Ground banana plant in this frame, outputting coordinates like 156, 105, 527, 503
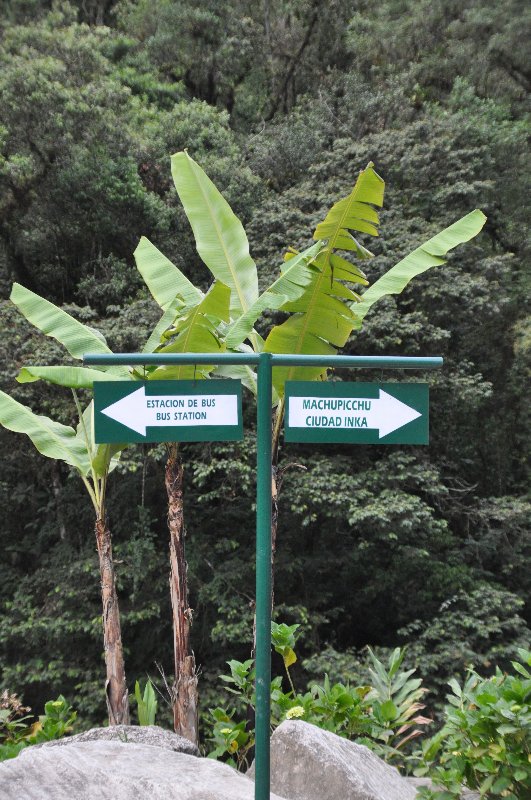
226, 162, 486, 448
166, 156, 486, 614
140, 273, 231, 744
7, 269, 231, 744
0, 296, 131, 725
2, 280, 229, 730
7, 187, 236, 742
132, 151, 264, 742
132, 150, 311, 738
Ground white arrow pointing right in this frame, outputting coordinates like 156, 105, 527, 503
288, 389, 422, 438
370, 390, 422, 437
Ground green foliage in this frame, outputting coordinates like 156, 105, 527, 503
353, 209, 486, 328
133, 679, 158, 727
281, 648, 430, 764
344, 0, 530, 112
262, 168, 484, 394
134, 236, 203, 312
209, 706, 253, 769
208, 625, 430, 768
303, 586, 531, 716
171, 151, 259, 318
9, 284, 119, 367
414, 650, 531, 799
33, 696, 77, 742
400, 589, 531, 714
271, 622, 300, 671
0, 11, 164, 300
0, 390, 91, 473
0, 694, 76, 762
0, 284, 130, 508
0, 0, 528, 748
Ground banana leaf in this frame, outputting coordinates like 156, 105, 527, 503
16, 366, 124, 388
225, 241, 323, 349
10, 284, 130, 377
313, 163, 384, 257
352, 210, 487, 327
171, 151, 258, 316
134, 236, 202, 310
214, 362, 258, 397
148, 281, 231, 381
77, 402, 123, 478
142, 296, 186, 354
0, 390, 90, 474
265, 164, 384, 393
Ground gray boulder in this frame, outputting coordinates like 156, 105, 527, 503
0, 740, 289, 800
33, 724, 199, 757
249, 719, 416, 800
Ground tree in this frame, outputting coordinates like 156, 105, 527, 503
132, 150, 321, 738
133, 152, 485, 722
224, 162, 486, 601
5, 261, 235, 740
0, 288, 131, 724
0, 8, 168, 301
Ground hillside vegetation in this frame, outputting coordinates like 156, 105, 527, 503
0, 0, 529, 732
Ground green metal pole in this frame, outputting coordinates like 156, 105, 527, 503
255, 352, 272, 800
83, 353, 443, 370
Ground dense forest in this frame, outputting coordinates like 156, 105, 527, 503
0, 0, 529, 740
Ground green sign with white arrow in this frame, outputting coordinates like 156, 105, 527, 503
284, 381, 429, 444
94, 380, 243, 444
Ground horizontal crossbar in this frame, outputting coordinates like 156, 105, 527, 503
83, 353, 443, 370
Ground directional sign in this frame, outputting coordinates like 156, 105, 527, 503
284, 381, 429, 444
94, 380, 243, 443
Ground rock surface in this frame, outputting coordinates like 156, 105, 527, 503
33, 724, 199, 757
248, 719, 417, 800
0, 741, 289, 800
0, 722, 482, 800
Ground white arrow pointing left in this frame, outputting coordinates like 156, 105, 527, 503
101, 387, 238, 436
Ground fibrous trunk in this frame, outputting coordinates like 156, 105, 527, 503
165, 443, 198, 745
95, 516, 130, 725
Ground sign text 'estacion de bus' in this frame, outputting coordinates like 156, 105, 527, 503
94, 380, 243, 443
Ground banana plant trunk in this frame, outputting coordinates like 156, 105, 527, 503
94, 516, 130, 725
165, 443, 198, 745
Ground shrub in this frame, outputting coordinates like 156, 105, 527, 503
414, 649, 531, 799
207, 622, 430, 770
0, 693, 76, 761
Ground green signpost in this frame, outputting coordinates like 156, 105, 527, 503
285, 381, 429, 444
84, 351, 442, 800
94, 379, 243, 443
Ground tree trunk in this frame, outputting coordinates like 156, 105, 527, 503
95, 516, 130, 725
52, 464, 66, 541
165, 444, 198, 745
